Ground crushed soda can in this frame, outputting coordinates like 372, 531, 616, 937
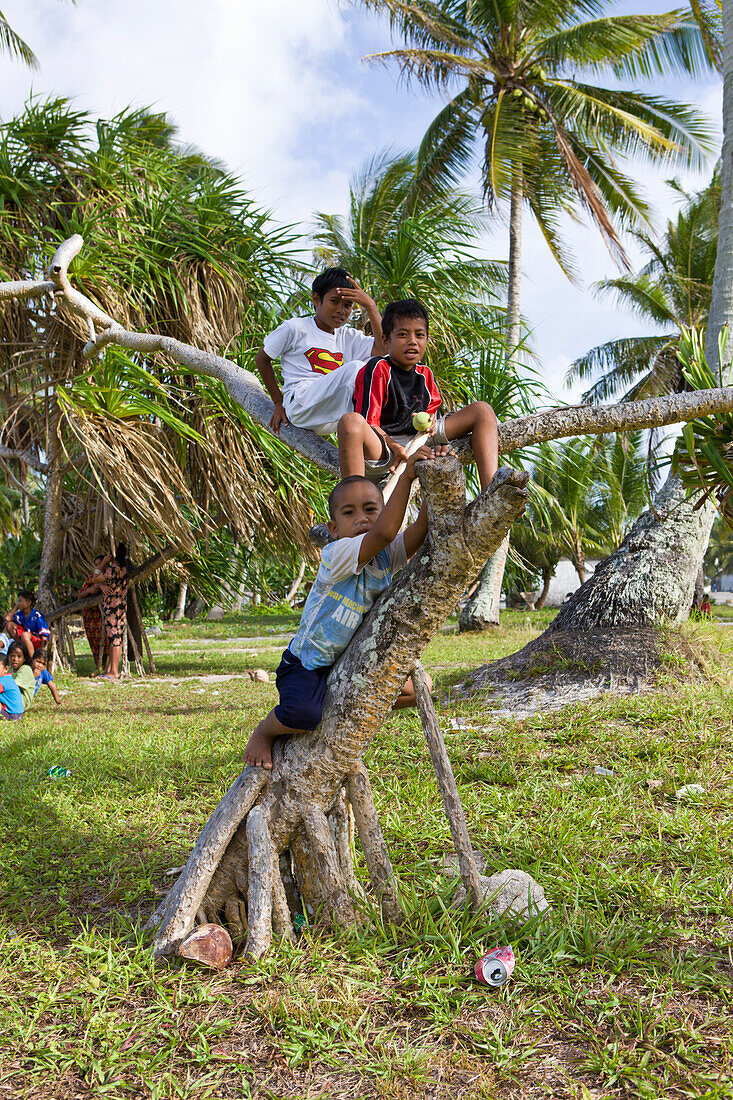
474, 945, 515, 987
47, 765, 72, 779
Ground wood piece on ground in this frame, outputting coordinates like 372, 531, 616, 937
178, 923, 233, 969
412, 660, 483, 912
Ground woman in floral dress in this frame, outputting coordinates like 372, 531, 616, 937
78, 555, 109, 671
98, 543, 129, 680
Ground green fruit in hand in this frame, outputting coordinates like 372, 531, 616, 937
412, 411, 432, 432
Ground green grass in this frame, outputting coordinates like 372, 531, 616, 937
1, 612, 732, 1098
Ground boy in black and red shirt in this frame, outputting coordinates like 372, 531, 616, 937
339, 299, 498, 491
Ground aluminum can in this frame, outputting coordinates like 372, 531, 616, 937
474, 945, 515, 987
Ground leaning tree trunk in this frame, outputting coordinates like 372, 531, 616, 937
535, 566, 553, 610
172, 580, 188, 622
459, 535, 509, 630
551, 0, 733, 634
36, 405, 65, 616
147, 459, 529, 960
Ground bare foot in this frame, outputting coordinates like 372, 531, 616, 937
244, 728, 276, 768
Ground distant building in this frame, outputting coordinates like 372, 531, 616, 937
544, 559, 600, 607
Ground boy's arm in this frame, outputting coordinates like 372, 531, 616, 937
403, 500, 429, 559
255, 348, 288, 434
357, 445, 438, 567
336, 280, 386, 356
48, 681, 61, 705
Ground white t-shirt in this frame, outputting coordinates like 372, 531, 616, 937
263, 315, 374, 395
290, 532, 407, 669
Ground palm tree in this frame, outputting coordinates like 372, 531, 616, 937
531, 439, 610, 583
0, 10, 37, 67
566, 171, 719, 403
589, 431, 651, 552
354, 0, 714, 353
0, 98, 325, 610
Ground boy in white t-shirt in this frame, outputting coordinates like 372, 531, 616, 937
255, 268, 386, 442
243, 444, 447, 769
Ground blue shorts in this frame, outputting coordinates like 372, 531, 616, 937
0, 710, 22, 720
274, 648, 331, 731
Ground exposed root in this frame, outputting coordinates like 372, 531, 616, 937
147, 765, 267, 956
347, 764, 401, 923
303, 807, 356, 928
271, 845, 294, 942
452, 626, 669, 717
329, 786, 364, 904
244, 807, 273, 960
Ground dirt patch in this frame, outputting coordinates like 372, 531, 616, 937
451, 626, 703, 717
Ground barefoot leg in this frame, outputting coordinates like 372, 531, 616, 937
244, 710, 302, 769
337, 413, 385, 478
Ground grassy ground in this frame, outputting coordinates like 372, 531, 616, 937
1, 610, 732, 1099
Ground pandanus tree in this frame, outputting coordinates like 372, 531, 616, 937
0, 99, 328, 611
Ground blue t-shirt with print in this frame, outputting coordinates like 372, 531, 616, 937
12, 607, 50, 638
33, 668, 53, 697
290, 532, 407, 670
0, 673, 23, 714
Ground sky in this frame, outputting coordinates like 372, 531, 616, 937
0, 0, 723, 403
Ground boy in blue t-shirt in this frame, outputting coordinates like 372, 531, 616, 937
0, 649, 24, 719
31, 652, 61, 705
243, 444, 447, 768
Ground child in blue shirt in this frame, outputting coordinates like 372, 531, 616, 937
243, 444, 447, 768
0, 649, 24, 719
31, 652, 61, 705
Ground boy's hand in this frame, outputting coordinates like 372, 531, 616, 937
405, 443, 451, 480
269, 402, 288, 434
335, 277, 376, 311
387, 440, 409, 472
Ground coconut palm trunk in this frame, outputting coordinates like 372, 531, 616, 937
459, 535, 509, 630
37, 404, 65, 615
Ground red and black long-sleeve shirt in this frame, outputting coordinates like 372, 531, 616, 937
353, 356, 442, 436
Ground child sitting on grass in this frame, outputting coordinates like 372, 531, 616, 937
0, 649, 23, 719
31, 651, 61, 706
338, 299, 499, 489
243, 444, 446, 768
8, 642, 35, 713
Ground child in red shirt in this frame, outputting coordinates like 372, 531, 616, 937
339, 299, 498, 490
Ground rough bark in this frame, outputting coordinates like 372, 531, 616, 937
548, 477, 714, 632
148, 459, 530, 959
507, 180, 522, 357
36, 408, 64, 616
173, 581, 188, 622
459, 535, 509, 631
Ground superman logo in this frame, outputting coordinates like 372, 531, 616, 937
305, 347, 344, 375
